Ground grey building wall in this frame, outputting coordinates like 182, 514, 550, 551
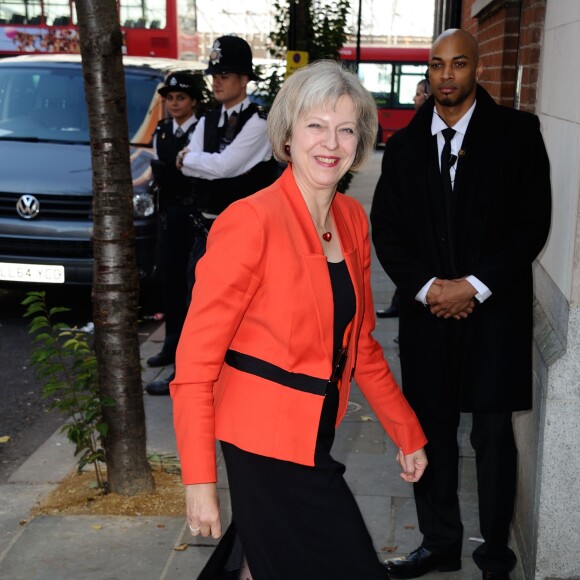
513, 2, 580, 578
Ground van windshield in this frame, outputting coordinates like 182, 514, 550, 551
0, 65, 160, 144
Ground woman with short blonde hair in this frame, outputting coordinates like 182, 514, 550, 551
172, 59, 426, 580
268, 59, 378, 172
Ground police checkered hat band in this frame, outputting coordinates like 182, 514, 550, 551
158, 73, 203, 100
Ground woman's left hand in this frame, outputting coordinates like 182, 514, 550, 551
396, 447, 428, 483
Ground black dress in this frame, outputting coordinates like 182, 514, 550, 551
200, 260, 389, 580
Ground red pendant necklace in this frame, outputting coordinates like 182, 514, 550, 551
322, 215, 332, 242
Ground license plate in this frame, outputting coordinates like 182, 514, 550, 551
0, 262, 65, 284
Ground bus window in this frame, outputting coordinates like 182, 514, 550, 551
44, 0, 73, 26
120, 0, 166, 29
177, 0, 194, 34
358, 62, 392, 109
397, 64, 427, 107
339, 46, 429, 144
1, 0, 42, 24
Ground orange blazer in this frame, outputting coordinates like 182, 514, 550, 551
171, 166, 427, 484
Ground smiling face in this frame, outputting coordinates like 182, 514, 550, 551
428, 29, 483, 118
164, 91, 197, 125
288, 95, 358, 197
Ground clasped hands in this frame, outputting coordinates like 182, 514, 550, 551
426, 277, 477, 320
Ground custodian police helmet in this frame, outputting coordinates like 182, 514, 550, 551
205, 35, 261, 81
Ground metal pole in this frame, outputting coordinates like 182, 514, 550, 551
288, 0, 296, 51
355, 0, 362, 73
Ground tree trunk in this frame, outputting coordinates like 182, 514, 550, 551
75, 0, 154, 495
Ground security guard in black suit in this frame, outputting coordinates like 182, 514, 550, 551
145, 73, 203, 388
371, 30, 551, 579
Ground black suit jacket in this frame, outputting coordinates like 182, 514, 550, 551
370, 85, 551, 417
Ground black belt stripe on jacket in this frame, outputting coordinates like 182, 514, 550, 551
225, 349, 332, 396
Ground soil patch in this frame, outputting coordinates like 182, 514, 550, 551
31, 458, 184, 517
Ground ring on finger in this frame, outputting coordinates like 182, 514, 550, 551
189, 525, 201, 533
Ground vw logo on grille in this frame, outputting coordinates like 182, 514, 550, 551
16, 195, 40, 219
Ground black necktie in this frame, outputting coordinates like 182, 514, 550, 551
219, 111, 239, 151
441, 127, 458, 276
175, 127, 184, 138
441, 127, 456, 192
225, 111, 238, 134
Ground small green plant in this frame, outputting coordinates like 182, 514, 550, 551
22, 291, 114, 490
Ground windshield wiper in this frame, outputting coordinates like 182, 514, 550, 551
0, 135, 90, 145
0, 135, 40, 142
0, 135, 149, 147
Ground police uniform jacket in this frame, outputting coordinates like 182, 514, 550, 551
183, 101, 278, 214
153, 118, 197, 207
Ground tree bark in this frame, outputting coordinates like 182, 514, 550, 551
75, 0, 154, 495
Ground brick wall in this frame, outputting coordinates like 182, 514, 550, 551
459, 0, 546, 113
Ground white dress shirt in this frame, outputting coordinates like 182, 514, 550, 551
415, 101, 492, 305
181, 97, 272, 180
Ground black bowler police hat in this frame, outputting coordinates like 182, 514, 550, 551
158, 72, 203, 100
205, 36, 261, 81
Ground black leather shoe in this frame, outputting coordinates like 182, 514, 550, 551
145, 372, 175, 396
145, 379, 170, 396
147, 351, 175, 367
376, 305, 399, 318
482, 572, 510, 580
386, 547, 461, 579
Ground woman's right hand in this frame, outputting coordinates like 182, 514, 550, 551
185, 483, 222, 539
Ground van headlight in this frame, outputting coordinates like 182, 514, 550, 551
133, 191, 155, 217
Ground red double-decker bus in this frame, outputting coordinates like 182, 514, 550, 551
339, 46, 429, 144
0, 0, 198, 59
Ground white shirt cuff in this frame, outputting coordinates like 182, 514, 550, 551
466, 275, 492, 302
415, 277, 436, 305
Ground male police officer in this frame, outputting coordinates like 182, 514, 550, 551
146, 36, 277, 395
178, 35, 277, 212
